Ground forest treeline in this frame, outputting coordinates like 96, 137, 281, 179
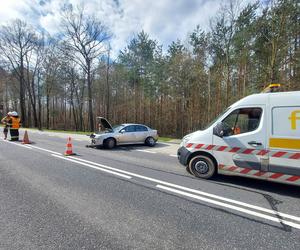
0, 0, 299, 137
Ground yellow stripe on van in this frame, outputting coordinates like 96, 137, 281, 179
269, 138, 300, 150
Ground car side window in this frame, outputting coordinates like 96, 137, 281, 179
135, 125, 148, 132
222, 108, 262, 136
124, 125, 135, 133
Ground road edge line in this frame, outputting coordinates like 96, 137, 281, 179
68, 156, 300, 222
156, 184, 300, 230
51, 154, 132, 179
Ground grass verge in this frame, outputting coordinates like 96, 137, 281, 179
157, 136, 177, 142
22, 127, 91, 135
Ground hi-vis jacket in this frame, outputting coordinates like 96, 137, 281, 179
9, 117, 21, 129
178, 91, 300, 186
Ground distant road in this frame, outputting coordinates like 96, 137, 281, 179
0, 130, 299, 249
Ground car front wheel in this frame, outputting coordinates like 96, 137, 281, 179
104, 138, 116, 149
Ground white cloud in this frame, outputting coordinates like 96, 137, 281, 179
0, 0, 257, 58
0, 1, 30, 24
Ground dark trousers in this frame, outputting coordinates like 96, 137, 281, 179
10, 129, 19, 141
3, 126, 8, 133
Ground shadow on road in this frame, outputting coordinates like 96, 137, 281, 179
211, 174, 300, 199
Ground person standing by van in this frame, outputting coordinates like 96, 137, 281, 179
1, 112, 11, 140
7, 111, 21, 141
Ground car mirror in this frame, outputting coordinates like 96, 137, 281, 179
213, 122, 224, 138
120, 129, 125, 133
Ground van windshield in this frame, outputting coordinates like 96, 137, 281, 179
203, 107, 231, 130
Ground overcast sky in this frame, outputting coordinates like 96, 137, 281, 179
0, 0, 257, 57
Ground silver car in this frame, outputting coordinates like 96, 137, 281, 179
90, 117, 158, 149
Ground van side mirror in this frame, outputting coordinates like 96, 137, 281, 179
120, 129, 125, 133
213, 122, 225, 138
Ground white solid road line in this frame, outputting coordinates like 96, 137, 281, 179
1, 139, 61, 155
52, 154, 132, 179
18, 144, 33, 149
69, 156, 300, 224
0, 139, 32, 149
27, 145, 62, 155
157, 185, 300, 230
136, 149, 157, 154
169, 154, 177, 157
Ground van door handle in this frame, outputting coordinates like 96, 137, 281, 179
248, 141, 262, 146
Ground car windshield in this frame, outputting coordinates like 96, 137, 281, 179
203, 107, 231, 130
112, 124, 125, 132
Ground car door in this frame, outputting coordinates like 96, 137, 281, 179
134, 125, 148, 143
118, 125, 136, 144
213, 106, 267, 175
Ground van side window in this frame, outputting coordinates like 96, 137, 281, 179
222, 108, 262, 136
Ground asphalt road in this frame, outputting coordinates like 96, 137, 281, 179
0, 129, 300, 249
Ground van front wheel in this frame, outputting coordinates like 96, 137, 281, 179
188, 155, 216, 179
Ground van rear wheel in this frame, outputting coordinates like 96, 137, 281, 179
188, 155, 216, 179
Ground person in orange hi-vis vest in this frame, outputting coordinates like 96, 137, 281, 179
7, 111, 22, 141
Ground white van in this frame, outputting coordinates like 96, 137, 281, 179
177, 91, 300, 186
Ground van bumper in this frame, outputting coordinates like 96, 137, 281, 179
177, 146, 191, 166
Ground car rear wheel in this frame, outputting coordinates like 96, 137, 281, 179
188, 155, 216, 179
104, 138, 116, 149
145, 137, 156, 147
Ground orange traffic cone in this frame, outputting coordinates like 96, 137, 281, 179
22, 130, 31, 144
64, 137, 76, 156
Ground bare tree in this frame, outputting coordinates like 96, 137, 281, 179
25, 33, 45, 128
61, 5, 110, 131
0, 19, 36, 126
43, 41, 62, 129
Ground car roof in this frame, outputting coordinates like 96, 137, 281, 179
121, 123, 148, 127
